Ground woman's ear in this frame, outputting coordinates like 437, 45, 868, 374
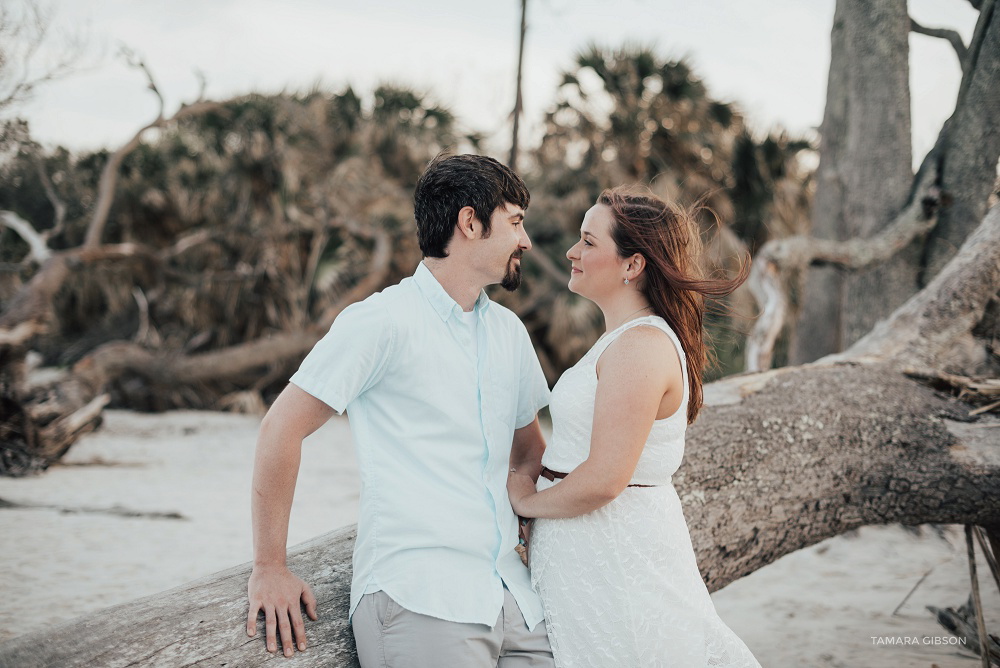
626, 254, 646, 281
456, 206, 478, 240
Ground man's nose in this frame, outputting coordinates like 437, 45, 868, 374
520, 227, 532, 251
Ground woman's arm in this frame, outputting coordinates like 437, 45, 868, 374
509, 326, 681, 519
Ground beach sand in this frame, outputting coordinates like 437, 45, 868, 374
0, 409, 996, 666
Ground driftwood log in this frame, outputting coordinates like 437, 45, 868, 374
0, 366, 995, 667
1, 202, 998, 666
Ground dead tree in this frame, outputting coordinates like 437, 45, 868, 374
788, 0, 999, 365
0, 55, 401, 475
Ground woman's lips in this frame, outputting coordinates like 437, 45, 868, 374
571, 267, 582, 274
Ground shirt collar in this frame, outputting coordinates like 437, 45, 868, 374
414, 261, 491, 321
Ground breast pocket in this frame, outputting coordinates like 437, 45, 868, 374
483, 357, 519, 435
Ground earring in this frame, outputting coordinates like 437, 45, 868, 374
624, 278, 629, 285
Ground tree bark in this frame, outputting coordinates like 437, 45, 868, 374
792, 0, 915, 362
791, 0, 1000, 366
746, 174, 939, 371
922, 1, 1000, 282
839, 0, 915, 348
829, 203, 1000, 371
791, 0, 849, 363
0, 362, 996, 666
509, 0, 527, 171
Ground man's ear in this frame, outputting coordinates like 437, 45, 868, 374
456, 206, 478, 240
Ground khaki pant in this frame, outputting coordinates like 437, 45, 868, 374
352, 587, 554, 668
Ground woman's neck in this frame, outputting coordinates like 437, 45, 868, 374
599, 294, 654, 333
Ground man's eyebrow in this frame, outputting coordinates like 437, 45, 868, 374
509, 211, 525, 221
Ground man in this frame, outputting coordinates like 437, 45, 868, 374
246, 153, 554, 667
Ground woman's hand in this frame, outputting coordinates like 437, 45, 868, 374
507, 470, 537, 516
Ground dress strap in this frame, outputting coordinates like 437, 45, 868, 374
594, 316, 688, 398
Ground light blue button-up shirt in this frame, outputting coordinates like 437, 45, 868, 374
289, 261, 550, 630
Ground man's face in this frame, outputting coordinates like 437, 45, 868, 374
485, 202, 532, 291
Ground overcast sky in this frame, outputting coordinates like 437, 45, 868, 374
12, 0, 980, 167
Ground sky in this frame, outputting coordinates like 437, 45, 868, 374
9, 0, 981, 168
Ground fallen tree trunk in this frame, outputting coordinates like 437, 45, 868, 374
0, 228, 392, 476
0, 360, 997, 666
0, 526, 361, 668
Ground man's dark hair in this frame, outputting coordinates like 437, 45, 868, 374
413, 153, 530, 258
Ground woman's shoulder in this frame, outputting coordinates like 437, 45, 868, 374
615, 317, 678, 353
599, 317, 677, 365
599, 316, 686, 381
617, 315, 681, 345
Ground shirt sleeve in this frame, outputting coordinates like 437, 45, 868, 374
514, 322, 550, 429
288, 296, 394, 415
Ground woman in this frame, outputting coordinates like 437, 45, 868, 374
507, 188, 761, 667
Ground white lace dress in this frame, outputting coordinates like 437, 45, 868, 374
530, 315, 761, 668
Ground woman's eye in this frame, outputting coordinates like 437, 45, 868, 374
583, 240, 592, 246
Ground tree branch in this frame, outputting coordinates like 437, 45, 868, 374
82, 49, 219, 249
316, 229, 392, 329
958, 0, 995, 92
0, 210, 52, 263
909, 16, 969, 67
828, 203, 1000, 369
0, 1, 87, 113
745, 177, 941, 372
0, 243, 161, 348
33, 153, 66, 240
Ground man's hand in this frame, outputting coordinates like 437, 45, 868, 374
247, 564, 319, 657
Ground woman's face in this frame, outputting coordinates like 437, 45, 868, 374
566, 203, 626, 300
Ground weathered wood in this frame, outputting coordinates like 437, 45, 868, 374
927, 594, 1000, 664
792, 0, 1000, 363
829, 203, 1000, 369
0, 526, 360, 668
0, 228, 392, 476
924, 0, 1000, 280
1, 361, 997, 666
745, 173, 939, 371
791, 0, 849, 363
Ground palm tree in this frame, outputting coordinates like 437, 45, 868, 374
524, 45, 814, 377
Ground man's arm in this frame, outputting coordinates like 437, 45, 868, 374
246, 383, 334, 657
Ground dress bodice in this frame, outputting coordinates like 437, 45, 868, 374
541, 315, 688, 486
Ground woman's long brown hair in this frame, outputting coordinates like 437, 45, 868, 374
599, 187, 750, 423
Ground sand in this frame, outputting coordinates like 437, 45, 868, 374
0, 409, 996, 666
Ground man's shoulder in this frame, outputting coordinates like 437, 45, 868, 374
346, 277, 414, 313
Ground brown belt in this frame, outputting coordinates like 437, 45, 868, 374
540, 466, 656, 488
